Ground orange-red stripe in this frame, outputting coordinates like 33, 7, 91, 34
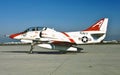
9, 32, 24, 39
61, 32, 75, 43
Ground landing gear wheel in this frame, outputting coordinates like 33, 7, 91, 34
29, 43, 35, 54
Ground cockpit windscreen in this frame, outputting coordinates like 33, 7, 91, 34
24, 27, 47, 32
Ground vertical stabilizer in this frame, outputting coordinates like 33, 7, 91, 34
83, 18, 108, 33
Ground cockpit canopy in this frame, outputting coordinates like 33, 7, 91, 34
24, 27, 47, 32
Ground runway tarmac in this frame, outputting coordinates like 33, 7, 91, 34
0, 44, 120, 75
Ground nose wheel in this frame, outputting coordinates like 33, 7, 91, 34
29, 42, 36, 54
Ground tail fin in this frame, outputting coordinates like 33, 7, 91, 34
83, 18, 108, 32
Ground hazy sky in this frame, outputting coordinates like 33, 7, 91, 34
0, 0, 120, 40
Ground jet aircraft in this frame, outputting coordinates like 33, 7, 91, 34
9, 18, 108, 53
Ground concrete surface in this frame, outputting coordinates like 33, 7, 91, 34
0, 44, 120, 75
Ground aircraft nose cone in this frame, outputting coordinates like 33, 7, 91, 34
9, 34, 16, 39
9, 32, 24, 39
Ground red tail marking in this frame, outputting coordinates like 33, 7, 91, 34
61, 32, 75, 43
83, 18, 104, 31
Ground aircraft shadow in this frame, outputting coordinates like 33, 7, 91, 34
1, 50, 85, 54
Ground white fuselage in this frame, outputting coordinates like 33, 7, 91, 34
9, 18, 108, 52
